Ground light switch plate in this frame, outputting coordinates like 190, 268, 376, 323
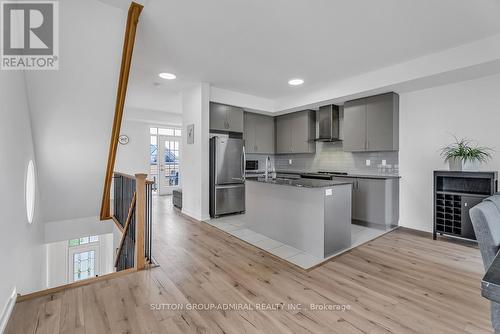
288, 159, 293, 165
382, 160, 387, 166
325, 189, 333, 196
366, 159, 371, 166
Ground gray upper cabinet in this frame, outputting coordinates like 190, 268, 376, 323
275, 110, 315, 154
210, 102, 228, 131
275, 115, 291, 153
365, 94, 399, 151
210, 102, 244, 133
244, 112, 275, 154
343, 92, 399, 152
342, 99, 366, 152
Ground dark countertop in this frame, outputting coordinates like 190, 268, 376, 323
482, 254, 500, 303
275, 170, 401, 180
246, 177, 352, 188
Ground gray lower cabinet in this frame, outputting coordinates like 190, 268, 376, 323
275, 110, 315, 154
244, 112, 275, 154
343, 92, 399, 152
332, 176, 399, 227
210, 102, 244, 133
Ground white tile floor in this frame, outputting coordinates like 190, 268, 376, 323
205, 215, 396, 269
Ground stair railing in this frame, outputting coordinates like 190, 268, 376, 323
112, 173, 153, 271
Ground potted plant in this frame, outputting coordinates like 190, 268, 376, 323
440, 136, 493, 171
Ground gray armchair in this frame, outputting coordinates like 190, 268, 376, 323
470, 194, 500, 333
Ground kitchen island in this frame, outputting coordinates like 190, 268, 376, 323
242, 178, 352, 259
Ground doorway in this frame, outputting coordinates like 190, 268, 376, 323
150, 127, 181, 195
68, 236, 100, 283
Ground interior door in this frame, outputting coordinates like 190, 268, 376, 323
158, 135, 181, 195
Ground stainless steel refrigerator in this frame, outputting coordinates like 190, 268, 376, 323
209, 136, 245, 217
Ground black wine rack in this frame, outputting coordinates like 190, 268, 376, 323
433, 171, 497, 241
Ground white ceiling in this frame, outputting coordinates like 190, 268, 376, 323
126, 68, 182, 112
128, 0, 500, 109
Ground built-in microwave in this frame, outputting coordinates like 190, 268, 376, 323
245, 160, 259, 171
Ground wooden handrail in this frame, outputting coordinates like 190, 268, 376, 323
113, 171, 137, 180
114, 192, 137, 268
100, 2, 143, 220
135, 173, 147, 270
114, 171, 154, 183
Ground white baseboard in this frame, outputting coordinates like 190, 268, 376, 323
0, 287, 17, 334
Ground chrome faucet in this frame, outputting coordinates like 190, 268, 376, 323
265, 156, 271, 180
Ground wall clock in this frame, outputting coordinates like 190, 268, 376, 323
118, 135, 129, 145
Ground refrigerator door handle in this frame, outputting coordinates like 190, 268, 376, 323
242, 146, 246, 181
214, 137, 218, 185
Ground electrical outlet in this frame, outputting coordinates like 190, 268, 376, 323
382, 160, 387, 166
365, 159, 371, 166
288, 159, 293, 165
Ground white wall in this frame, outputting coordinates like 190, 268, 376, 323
44, 217, 114, 244
210, 86, 275, 113
0, 70, 45, 318
124, 107, 182, 125
46, 241, 68, 288
399, 74, 500, 232
275, 34, 500, 113
46, 233, 115, 288
181, 84, 210, 221
25, 0, 126, 223
115, 120, 150, 176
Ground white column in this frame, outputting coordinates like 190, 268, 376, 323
180, 83, 210, 221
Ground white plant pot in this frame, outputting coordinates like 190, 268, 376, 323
448, 158, 480, 171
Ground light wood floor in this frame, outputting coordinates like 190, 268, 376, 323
6, 196, 493, 333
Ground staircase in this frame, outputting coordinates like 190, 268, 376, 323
111, 173, 154, 271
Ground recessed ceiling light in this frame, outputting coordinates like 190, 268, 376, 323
288, 78, 304, 86
158, 72, 176, 80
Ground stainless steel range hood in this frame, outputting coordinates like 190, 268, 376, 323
315, 104, 341, 142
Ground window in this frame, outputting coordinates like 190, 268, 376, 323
68, 235, 99, 247
158, 128, 174, 136
25, 160, 36, 224
73, 250, 96, 281
150, 127, 181, 137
